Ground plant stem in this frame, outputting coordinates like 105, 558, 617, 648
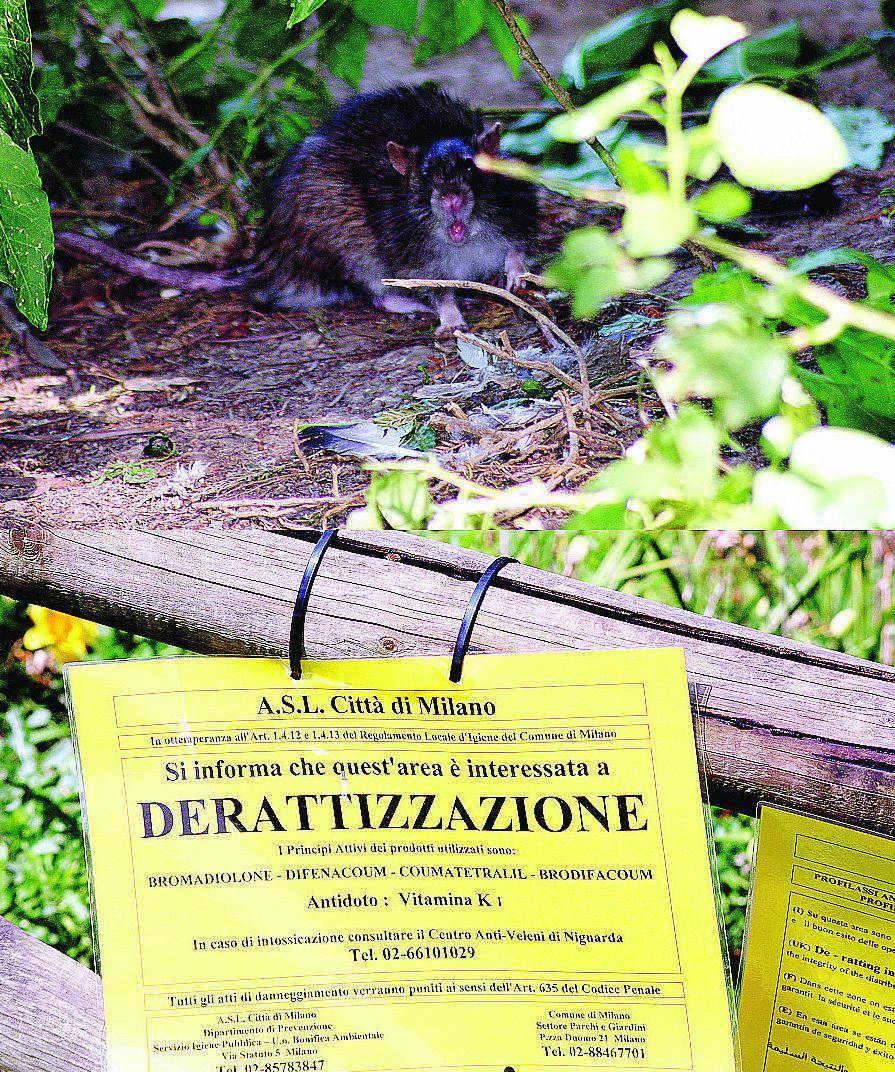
373, 459, 619, 523
786, 318, 846, 351
664, 85, 687, 203
487, 0, 621, 183
762, 540, 860, 634
696, 234, 895, 343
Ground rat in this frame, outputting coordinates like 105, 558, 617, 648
56, 86, 540, 335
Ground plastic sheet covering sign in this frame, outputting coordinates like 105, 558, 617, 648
738, 804, 895, 1072
65, 648, 737, 1072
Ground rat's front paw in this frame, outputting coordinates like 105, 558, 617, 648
435, 316, 467, 338
504, 250, 527, 292
434, 291, 467, 336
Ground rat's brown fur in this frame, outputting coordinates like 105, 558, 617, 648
56, 86, 540, 332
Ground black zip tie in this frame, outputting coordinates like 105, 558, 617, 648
289, 529, 339, 680
449, 556, 517, 683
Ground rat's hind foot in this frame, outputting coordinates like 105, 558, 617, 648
434, 289, 467, 336
375, 292, 433, 315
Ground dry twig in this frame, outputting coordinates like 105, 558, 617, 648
559, 390, 580, 466
382, 276, 592, 414
0, 299, 66, 371
195, 495, 341, 511
454, 328, 582, 395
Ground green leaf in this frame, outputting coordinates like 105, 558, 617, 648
754, 467, 892, 528
130, 0, 166, 17
800, 369, 895, 441
710, 84, 849, 191
810, 35, 877, 75
622, 193, 696, 256
500, 112, 564, 158
549, 76, 657, 142
760, 382, 819, 462
402, 420, 436, 451
352, 0, 418, 34
615, 146, 666, 193
683, 124, 722, 181
233, 18, 293, 63
798, 327, 895, 439
0, 127, 53, 330
363, 471, 434, 528
565, 500, 628, 529
593, 404, 723, 504
691, 182, 751, 222
822, 104, 895, 170
0, 0, 41, 146
701, 21, 804, 82
546, 228, 621, 317
785, 426, 895, 523
657, 307, 790, 430
681, 261, 767, 308
546, 225, 671, 317
670, 10, 747, 68
415, 0, 484, 62
318, 9, 369, 89
785, 247, 895, 314
482, 4, 528, 78
287, 0, 328, 28
562, 0, 685, 90
40, 0, 77, 38
35, 64, 73, 126
786, 247, 888, 276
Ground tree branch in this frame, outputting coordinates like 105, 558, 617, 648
488, 0, 620, 183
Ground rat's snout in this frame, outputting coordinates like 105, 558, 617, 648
441, 192, 466, 216
434, 186, 473, 244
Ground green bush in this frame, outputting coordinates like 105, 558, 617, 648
0, 598, 185, 966
357, 6, 895, 529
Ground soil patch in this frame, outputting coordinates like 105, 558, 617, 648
2, 0, 892, 527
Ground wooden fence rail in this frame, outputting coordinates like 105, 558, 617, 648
0, 524, 894, 1072
0, 914, 103, 1072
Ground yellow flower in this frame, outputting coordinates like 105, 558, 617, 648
23, 606, 100, 663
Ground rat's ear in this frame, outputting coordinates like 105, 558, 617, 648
387, 141, 418, 177
476, 121, 502, 156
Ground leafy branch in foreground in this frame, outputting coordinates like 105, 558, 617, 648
357, 8, 895, 530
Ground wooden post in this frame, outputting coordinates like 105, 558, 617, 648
0, 914, 104, 1072
1, 524, 894, 834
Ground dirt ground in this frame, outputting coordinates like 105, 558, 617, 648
3, 0, 894, 527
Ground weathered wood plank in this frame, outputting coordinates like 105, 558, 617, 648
0, 915, 103, 1072
1, 524, 894, 836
